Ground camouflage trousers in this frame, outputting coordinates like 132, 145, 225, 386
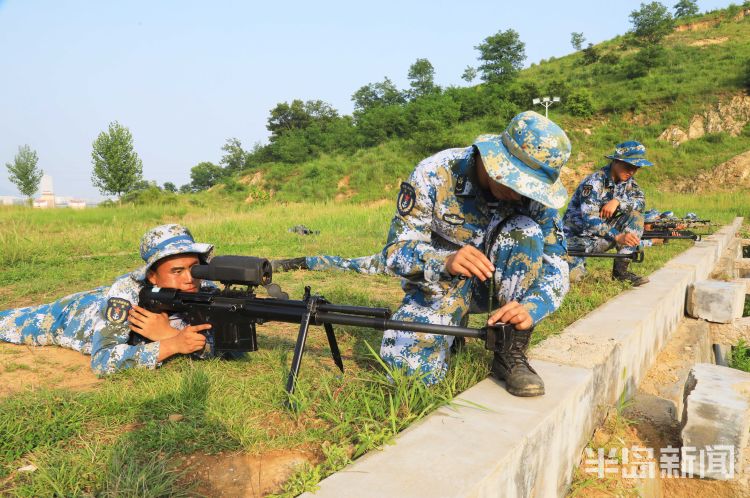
381, 214, 547, 384
567, 210, 644, 274
0, 287, 107, 354
306, 253, 393, 275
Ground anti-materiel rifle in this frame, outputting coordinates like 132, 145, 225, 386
567, 248, 645, 262
138, 256, 515, 401
642, 230, 701, 241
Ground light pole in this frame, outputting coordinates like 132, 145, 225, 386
532, 96, 560, 118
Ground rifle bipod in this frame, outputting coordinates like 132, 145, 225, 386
283, 285, 516, 405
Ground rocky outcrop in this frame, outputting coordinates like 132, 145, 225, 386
674, 149, 750, 193
658, 95, 750, 147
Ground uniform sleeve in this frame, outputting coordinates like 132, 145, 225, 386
89, 277, 161, 375
576, 179, 619, 241
382, 163, 451, 283
520, 206, 570, 324
613, 180, 645, 213
90, 318, 161, 375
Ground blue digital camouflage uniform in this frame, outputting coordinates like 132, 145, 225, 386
378, 146, 569, 384
0, 274, 217, 373
0, 224, 217, 374
562, 163, 645, 272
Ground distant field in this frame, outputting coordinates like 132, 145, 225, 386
0, 197, 745, 496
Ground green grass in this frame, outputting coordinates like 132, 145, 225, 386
0, 198, 744, 495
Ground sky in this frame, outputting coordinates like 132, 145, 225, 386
0, 0, 734, 199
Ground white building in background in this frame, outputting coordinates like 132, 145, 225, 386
35, 174, 55, 209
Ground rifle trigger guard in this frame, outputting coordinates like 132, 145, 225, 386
633, 250, 645, 263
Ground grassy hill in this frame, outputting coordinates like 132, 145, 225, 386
224, 5, 750, 206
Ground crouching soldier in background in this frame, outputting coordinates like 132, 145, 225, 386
0, 224, 218, 374
563, 141, 653, 286
279, 111, 572, 397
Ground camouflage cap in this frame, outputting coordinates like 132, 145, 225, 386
685, 212, 698, 220
644, 209, 661, 223
661, 211, 676, 220
472, 111, 571, 209
605, 141, 653, 168
131, 224, 213, 281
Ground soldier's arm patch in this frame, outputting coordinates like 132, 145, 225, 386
397, 182, 416, 216
105, 297, 132, 324
581, 184, 593, 197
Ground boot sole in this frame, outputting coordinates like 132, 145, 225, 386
507, 385, 545, 397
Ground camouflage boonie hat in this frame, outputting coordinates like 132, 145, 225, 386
472, 111, 571, 209
644, 209, 661, 223
661, 211, 676, 220
685, 212, 698, 220
131, 224, 213, 281
605, 141, 653, 168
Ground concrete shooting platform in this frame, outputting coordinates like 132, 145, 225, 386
303, 218, 744, 498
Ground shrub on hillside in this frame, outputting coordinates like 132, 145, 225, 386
566, 89, 595, 117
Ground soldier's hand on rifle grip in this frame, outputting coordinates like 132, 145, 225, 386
600, 199, 620, 219
177, 327, 208, 355
487, 301, 533, 331
615, 232, 640, 247
445, 245, 494, 281
128, 306, 175, 341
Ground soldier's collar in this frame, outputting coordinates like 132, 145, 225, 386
454, 148, 478, 197
602, 163, 616, 188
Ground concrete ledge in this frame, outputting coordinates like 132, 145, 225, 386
306, 218, 743, 498
303, 362, 593, 498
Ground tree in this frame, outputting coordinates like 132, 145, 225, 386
570, 32, 586, 51
220, 138, 247, 174
407, 58, 438, 99
581, 43, 599, 65
163, 182, 177, 193
629, 2, 674, 46
6, 145, 43, 205
178, 184, 192, 194
673, 0, 699, 17
190, 161, 224, 191
475, 29, 526, 84
351, 77, 405, 112
461, 66, 477, 83
266, 99, 339, 142
90, 121, 143, 200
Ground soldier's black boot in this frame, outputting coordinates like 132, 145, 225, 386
491, 328, 545, 397
612, 258, 649, 286
271, 257, 308, 272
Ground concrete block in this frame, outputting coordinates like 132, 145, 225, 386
665, 246, 719, 281
711, 317, 750, 345
736, 259, 750, 279
303, 361, 595, 498
681, 363, 750, 479
687, 280, 746, 323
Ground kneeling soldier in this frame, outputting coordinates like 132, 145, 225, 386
563, 141, 653, 286
376, 111, 571, 396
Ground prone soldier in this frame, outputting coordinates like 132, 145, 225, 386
0, 224, 220, 374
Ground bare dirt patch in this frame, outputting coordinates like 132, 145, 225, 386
178, 448, 322, 497
689, 36, 729, 47
0, 343, 101, 398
